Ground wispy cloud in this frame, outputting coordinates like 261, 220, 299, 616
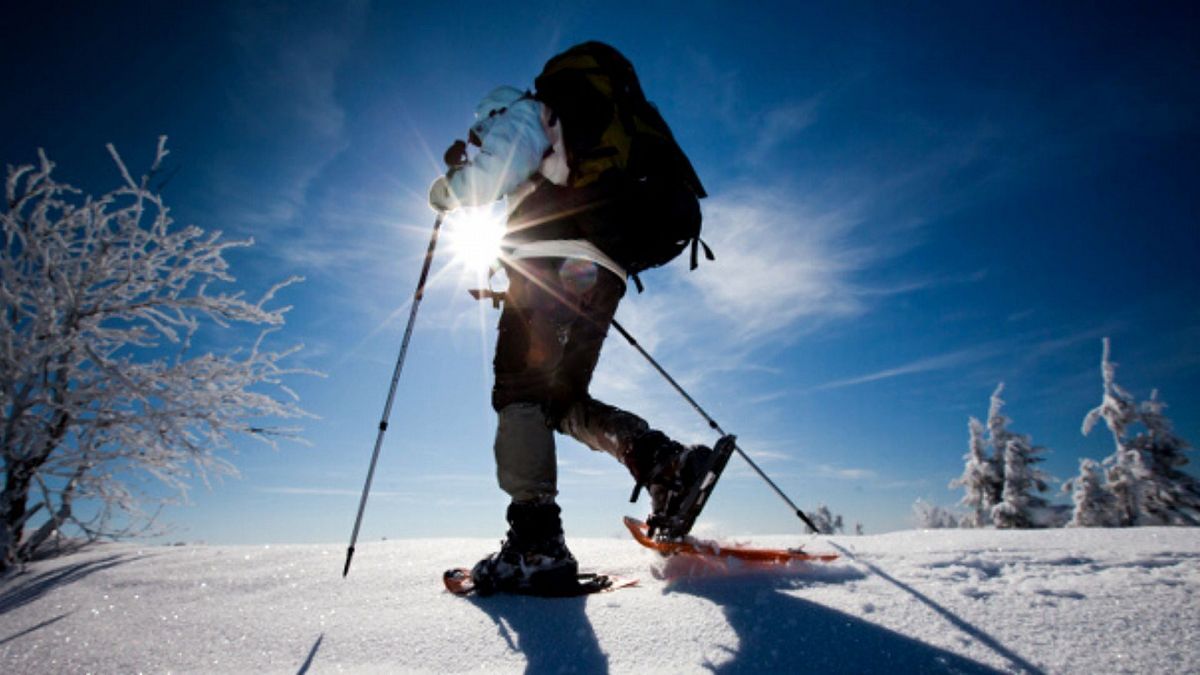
811, 345, 1002, 391
673, 51, 820, 166
813, 463, 878, 480
214, 2, 369, 241
744, 448, 793, 462
682, 186, 884, 341
256, 486, 411, 499
743, 98, 822, 165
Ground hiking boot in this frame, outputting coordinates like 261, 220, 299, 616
630, 432, 737, 540
470, 500, 578, 596
630, 433, 710, 522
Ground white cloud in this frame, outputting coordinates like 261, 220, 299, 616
814, 464, 878, 480
743, 98, 822, 164
810, 346, 1001, 391
744, 448, 793, 462
257, 486, 412, 499
683, 186, 880, 341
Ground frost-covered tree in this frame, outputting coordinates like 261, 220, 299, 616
1082, 339, 1142, 526
1063, 458, 1118, 527
912, 498, 960, 529
984, 385, 1050, 528
950, 417, 1001, 527
984, 383, 1015, 486
1082, 339, 1200, 526
808, 504, 845, 534
1134, 391, 1200, 525
990, 435, 1051, 528
1, 140, 310, 570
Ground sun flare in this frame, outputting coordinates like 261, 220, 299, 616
446, 204, 507, 275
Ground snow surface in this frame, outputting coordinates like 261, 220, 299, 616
1, 527, 1197, 673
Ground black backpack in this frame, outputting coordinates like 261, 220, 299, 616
533, 41, 712, 290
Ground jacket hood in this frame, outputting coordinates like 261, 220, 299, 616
474, 86, 526, 119
471, 86, 527, 143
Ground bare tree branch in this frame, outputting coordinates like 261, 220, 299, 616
1, 140, 313, 570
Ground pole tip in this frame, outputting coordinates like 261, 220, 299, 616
342, 546, 355, 578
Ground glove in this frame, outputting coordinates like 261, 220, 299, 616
443, 139, 469, 170
428, 176, 460, 213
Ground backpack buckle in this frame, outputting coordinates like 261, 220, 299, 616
468, 288, 506, 309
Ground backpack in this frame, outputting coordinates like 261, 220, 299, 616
533, 41, 712, 291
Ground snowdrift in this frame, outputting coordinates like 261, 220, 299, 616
1, 527, 1197, 673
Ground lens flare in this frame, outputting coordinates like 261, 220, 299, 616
446, 204, 506, 275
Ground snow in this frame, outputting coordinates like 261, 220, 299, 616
1, 527, 1198, 673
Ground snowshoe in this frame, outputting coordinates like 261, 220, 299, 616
447, 567, 634, 597
624, 516, 839, 564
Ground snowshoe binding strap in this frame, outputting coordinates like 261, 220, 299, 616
648, 434, 737, 541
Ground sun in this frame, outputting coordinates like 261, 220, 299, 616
446, 203, 507, 275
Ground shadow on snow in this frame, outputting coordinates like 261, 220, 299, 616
296, 633, 323, 675
470, 593, 607, 674
827, 542, 1044, 675
667, 573, 1011, 675
0, 553, 139, 616
0, 612, 71, 647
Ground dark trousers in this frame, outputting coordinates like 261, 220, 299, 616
491, 257, 649, 502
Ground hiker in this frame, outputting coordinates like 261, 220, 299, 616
428, 42, 723, 595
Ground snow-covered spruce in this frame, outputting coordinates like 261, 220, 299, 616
1081, 338, 1200, 526
807, 504, 845, 534
0, 140, 311, 571
1063, 458, 1118, 527
912, 498, 961, 529
991, 433, 1052, 529
949, 383, 1054, 529
950, 417, 1000, 528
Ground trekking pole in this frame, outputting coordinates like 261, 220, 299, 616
609, 319, 822, 534
343, 214, 445, 577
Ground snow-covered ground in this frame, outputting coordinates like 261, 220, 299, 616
1, 527, 1197, 673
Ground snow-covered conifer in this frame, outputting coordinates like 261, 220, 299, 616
1063, 458, 1118, 527
950, 417, 1000, 527
1082, 338, 1142, 525
0, 141, 311, 570
1133, 391, 1200, 525
1082, 339, 1140, 446
991, 436, 1052, 528
1082, 339, 1200, 526
986, 388, 1051, 528
913, 499, 961, 528
984, 384, 1013, 497
808, 504, 845, 534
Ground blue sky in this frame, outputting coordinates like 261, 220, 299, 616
3, 2, 1197, 543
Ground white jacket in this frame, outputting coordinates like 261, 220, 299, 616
447, 87, 568, 206
449, 86, 624, 280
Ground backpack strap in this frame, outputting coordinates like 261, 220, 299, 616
629, 237, 713, 294
690, 236, 715, 271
